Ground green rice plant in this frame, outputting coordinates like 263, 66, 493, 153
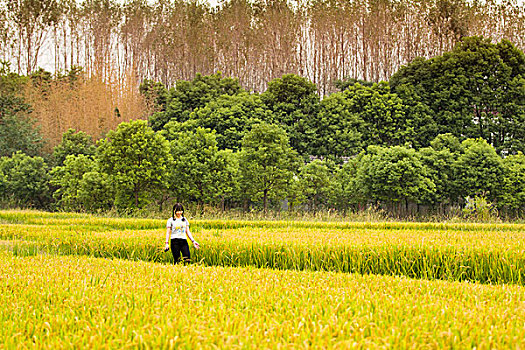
5, 229, 525, 285
3, 210, 525, 285
3, 210, 525, 232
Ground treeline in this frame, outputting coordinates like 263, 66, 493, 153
1, 36, 524, 217
143, 37, 525, 156
1, 121, 524, 217
0, 0, 524, 94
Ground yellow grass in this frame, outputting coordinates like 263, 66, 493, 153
1, 253, 525, 349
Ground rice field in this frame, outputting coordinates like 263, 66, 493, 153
2, 211, 525, 284
3, 253, 525, 348
2, 210, 525, 348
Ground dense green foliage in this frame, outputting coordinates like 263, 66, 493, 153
52, 129, 96, 166
261, 74, 320, 155
295, 160, 332, 210
97, 120, 171, 208
0, 66, 43, 157
499, 152, 525, 215
50, 154, 96, 210
239, 122, 299, 211
391, 37, 525, 154
357, 146, 436, 207
185, 92, 273, 150
168, 127, 238, 206
1, 37, 525, 217
147, 73, 244, 131
0, 152, 50, 207
453, 138, 504, 201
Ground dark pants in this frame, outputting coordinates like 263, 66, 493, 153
170, 238, 190, 264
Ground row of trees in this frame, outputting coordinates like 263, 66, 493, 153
0, 0, 524, 93
1, 122, 524, 216
142, 37, 525, 155
2, 36, 523, 156
1, 36, 524, 216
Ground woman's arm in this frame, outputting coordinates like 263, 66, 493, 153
165, 225, 171, 251
185, 225, 200, 249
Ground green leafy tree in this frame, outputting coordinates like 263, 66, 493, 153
52, 129, 96, 166
0, 62, 28, 94
168, 127, 238, 206
314, 82, 412, 157
453, 138, 504, 202
392, 83, 437, 148
97, 120, 171, 208
311, 90, 364, 159
50, 154, 96, 210
417, 134, 463, 206
77, 171, 115, 212
430, 133, 463, 154
148, 73, 244, 131
0, 67, 43, 157
0, 152, 50, 208
328, 155, 367, 211
296, 159, 332, 210
0, 167, 6, 197
261, 74, 320, 156
334, 77, 374, 91
239, 122, 299, 212
418, 147, 457, 205
186, 92, 274, 150
357, 146, 436, 211
212, 149, 240, 210
498, 152, 525, 216
161, 119, 200, 142
347, 82, 413, 148
391, 37, 525, 154
0, 97, 43, 157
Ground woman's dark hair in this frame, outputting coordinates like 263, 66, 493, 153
172, 203, 184, 219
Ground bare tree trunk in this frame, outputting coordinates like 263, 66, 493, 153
263, 188, 268, 213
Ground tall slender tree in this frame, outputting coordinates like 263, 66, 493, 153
7, 0, 61, 74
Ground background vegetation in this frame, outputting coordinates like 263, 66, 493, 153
0, 0, 524, 94
0, 1, 524, 219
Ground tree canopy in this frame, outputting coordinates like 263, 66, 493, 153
261, 74, 320, 156
239, 122, 299, 211
391, 37, 525, 154
148, 72, 244, 131
97, 120, 171, 208
52, 129, 96, 166
186, 92, 273, 150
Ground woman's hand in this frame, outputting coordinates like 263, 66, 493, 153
193, 241, 200, 250
164, 242, 170, 251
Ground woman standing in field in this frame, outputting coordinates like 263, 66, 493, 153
165, 203, 200, 264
